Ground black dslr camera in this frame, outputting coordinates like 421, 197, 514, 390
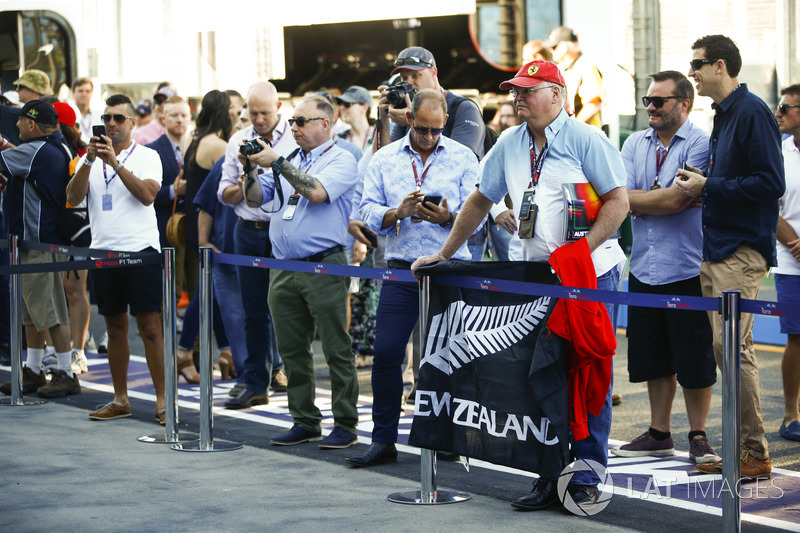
239, 137, 271, 156
386, 82, 416, 109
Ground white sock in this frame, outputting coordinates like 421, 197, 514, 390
56, 351, 72, 373
26, 348, 44, 373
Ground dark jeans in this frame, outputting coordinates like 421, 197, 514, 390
370, 280, 419, 443
234, 220, 280, 395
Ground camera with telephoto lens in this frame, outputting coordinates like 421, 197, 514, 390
239, 137, 271, 156
386, 82, 416, 109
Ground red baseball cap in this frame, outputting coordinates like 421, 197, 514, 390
52, 101, 77, 127
499, 60, 565, 90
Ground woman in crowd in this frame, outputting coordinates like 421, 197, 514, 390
175, 90, 233, 382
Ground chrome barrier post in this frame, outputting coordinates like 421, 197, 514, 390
1, 235, 46, 406
140, 247, 195, 443
721, 291, 741, 533
388, 275, 470, 505
173, 247, 241, 452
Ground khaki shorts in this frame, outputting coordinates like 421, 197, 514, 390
20, 249, 69, 331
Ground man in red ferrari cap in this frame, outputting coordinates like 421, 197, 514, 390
413, 60, 628, 512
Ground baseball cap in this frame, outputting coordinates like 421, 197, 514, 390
2, 90, 20, 106
52, 101, 77, 127
391, 47, 436, 75
336, 86, 371, 105
14, 69, 54, 96
20, 99, 59, 125
499, 61, 566, 91
542, 26, 578, 48
136, 99, 153, 116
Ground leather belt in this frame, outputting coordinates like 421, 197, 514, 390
239, 218, 269, 229
297, 245, 344, 262
387, 260, 413, 270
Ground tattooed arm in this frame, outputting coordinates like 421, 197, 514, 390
276, 159, 329, 203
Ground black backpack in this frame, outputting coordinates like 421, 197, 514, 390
443, 96, 499, 159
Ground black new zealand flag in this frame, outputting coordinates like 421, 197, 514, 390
409, 260, 570, 479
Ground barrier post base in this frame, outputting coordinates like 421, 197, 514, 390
0, 397, 47, 406
138, 431, 198, 444
170, 439, 242, 452
387, 490, 471, 505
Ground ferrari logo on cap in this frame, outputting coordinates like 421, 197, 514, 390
527, 65, 539, 76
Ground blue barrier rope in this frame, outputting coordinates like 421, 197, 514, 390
3, 239, 799, 318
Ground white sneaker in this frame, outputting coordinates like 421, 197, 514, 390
71, 349, 89, 375
84, 331, 97, 352
97, 332, 108, 354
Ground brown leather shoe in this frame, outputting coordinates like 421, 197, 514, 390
694, 451, 771, 480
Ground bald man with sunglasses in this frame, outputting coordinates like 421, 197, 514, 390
612, 70, 718, 465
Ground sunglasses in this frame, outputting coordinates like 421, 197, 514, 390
288, 117, 325, 127
100, 114, 133, 124
394, 56, 433, 68
509, 85, 553, 98
412, 126, 444, 136
778, 104, 800, 115
689, 58, 719, 71
642, 96, 681, 108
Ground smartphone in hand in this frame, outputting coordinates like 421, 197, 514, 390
92, 125, 107, 143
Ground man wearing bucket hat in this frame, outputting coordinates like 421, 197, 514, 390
412, 60, 628, 510
14, 69, 53, 104
378, 46, 485, 159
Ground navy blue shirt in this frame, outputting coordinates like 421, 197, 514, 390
193, 157, 236, 273
703, 84, 785, 266
0, 131, 69, 245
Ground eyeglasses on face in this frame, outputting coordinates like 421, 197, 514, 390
412, 126, 444, 136
101, 114, 133, 124
689, 58, 719, 71
394, 56, 433, 68
778, 104, 800, 115
642, 96, 681, 109
509, 85, 553, 98
288, 117, 325, 127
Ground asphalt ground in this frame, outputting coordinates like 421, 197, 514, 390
2, 286, 800, 532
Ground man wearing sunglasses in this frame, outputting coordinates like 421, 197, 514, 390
413, 60, 629, 511
377, 46, 485, 160
612, 71, 718, 465
341, 89, 478, 468
773, 84, 800, 442
241, 95, 360, 450
218, 81, 295, 409
66, 94, 168, 422
677, 35, 784, 481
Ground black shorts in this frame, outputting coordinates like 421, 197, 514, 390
626, 274, 716, 389
92, 249, 162, 316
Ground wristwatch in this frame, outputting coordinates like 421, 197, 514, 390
271, 156, 285, 174
112, 162, 123, 172
439, 212, 454, 228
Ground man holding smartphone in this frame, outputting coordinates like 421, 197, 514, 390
677, 35, 785, 480
344, 89, 479, 467
66, 94, 167, 423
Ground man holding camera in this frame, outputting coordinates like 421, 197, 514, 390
242, 94, 360, 449
66, 94, 167, 422
218, 81, 295, 409
377, 46, 485, 159
344, 89, 478, 467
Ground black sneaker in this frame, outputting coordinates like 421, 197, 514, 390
37, 370, 81, 398
0, 366, 47, 395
